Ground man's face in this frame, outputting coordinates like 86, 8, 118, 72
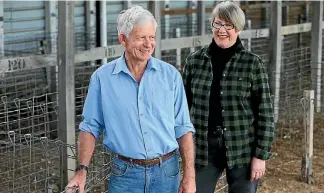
120, 21, 156, 62
212, 17, 239, 49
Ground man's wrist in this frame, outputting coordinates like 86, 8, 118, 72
183, 167, 195, 178
75, 164, 89, 173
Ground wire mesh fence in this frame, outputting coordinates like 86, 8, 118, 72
0, 131, 111, 193
0, 93, 58, 142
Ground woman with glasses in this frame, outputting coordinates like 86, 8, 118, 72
182, 1, 275, 193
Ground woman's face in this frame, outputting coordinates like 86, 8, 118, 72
212, 17, 240, 49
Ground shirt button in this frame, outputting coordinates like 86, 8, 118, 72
220, 92, 223, 95
222, 110, 225, 112
223, 74, 226, 76
139, 96, 142, 99
140, 113, 143, 116
224, 128, 227, 131
144, 131, 147, 134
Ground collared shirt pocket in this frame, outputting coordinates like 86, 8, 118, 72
237, 77, 251, 99
151, 89, 174, 119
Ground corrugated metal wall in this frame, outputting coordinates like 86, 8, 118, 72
3, 1, 88, 55
3, 1, 45, 57
107, 1, 123, 45
74, 1, 87, 51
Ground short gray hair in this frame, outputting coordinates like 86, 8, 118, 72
116, 5, 157, 37
210, 1, 245, 31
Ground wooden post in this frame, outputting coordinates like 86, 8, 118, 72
57, 1, 76, 186
301, 90, 314, 184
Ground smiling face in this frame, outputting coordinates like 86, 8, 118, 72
119, 21, 156, 63
212, 17, 240, 49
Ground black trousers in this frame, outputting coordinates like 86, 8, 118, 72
196, 132, 258, 193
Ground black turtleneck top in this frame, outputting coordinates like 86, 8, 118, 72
208, 38, 243, 132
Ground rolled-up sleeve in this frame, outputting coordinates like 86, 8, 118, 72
174, 71, 195, 138
79, 72, 105, 139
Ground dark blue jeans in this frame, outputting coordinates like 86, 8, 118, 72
196, 134, 258, 193
108, 153, 180, 193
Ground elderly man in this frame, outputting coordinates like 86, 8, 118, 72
183, 1, 275, 193
67, 5, 195, 193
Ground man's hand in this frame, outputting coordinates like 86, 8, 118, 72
250, 157, 265, 181
178, 175, 196, 193
66, 170, 87, 193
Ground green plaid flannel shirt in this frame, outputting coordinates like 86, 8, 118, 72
182, 43, 275, 169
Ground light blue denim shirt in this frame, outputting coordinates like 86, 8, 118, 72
79, 53, 194, 159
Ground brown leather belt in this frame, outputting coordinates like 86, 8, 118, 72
116, 150, 177, 166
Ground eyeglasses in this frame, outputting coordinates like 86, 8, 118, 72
212, 22, 235, 30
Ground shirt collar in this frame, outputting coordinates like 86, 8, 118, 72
112, 52, 161, 75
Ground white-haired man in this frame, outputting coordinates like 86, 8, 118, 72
67, 6, 196, 193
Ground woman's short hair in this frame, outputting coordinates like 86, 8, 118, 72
210, 1, 246, 31
116, 5, 157, 37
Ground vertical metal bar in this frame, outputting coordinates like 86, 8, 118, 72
45, 95, 49, 137
260, 3, 269, 28
197, 1, 205, 35
25, 135, 32, 192
58, 0, 76, 184
305, 2, 310, 22
45, 0, 58, 139
1, 96, 8, 131
175, 28, 181, 70
310, 1, 322, 113
14, 98, 24, 181
32, 98, 36, 190
86, 1, 96, 66
40, 103, 47, 135
190, 0, 196, 53
149, 1, 161, 59
247, 20, 251, 51
44, 1, 56, 124
45, 1, 57, 54
26, 99, 36, 191
40, 137, 49, 191
186, 0, 191, 37
268, 1, 282, 123
100, 0, 107, 65
282, 4, 289, 26
45, 0, 58, 138
0, 1, 4, 58
164, 0, 170, 39
8, 131, 15, 192
297, 14, 303, 47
